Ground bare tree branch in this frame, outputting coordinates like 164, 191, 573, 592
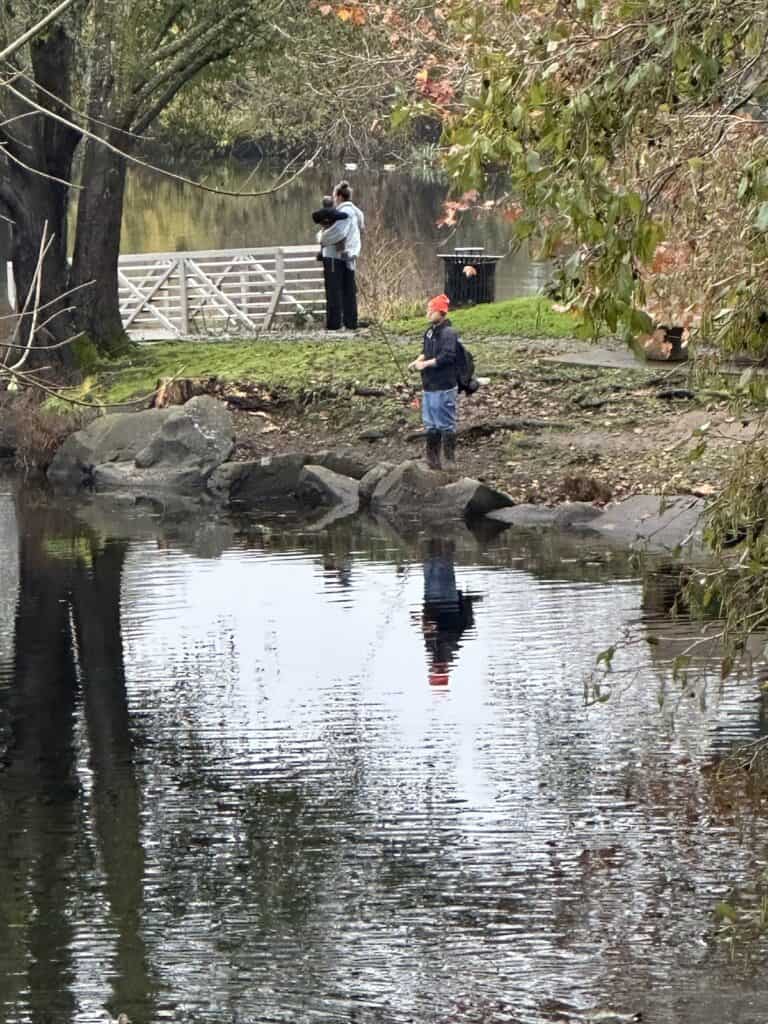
0, 0, 78, 64
3, 77, 321, 198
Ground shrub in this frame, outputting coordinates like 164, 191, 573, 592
12, 392, 83, 474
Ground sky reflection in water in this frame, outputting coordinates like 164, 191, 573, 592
1, 490, 768, 1024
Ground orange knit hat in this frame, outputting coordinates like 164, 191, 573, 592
427, 293, 450, 315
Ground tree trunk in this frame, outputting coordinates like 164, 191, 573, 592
70, 136, 131, 356
2, 27, 81, 373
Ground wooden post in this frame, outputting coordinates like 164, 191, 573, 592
240, 258, 248, 317
178, 257, 189, 335
263, 247, 285, 330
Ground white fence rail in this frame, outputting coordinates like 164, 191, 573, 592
7, 244, 326, 340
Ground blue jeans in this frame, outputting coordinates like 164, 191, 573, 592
422, 388, 457, 432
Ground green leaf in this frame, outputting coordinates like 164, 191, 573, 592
526, 150, 543, 174
625, 191, 643, 216
513, 218, 535, 240
673, 654, 691, 678
596, 645, 616, 669
630, 308, 654, 335
755, 202, 768, 232
686, 438, 707, 463
715, 901, 738, 923
389, 105, 411, 131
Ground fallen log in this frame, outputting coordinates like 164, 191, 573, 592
353, 385, 391, 397
225, 393, 276, 412
656, 388, 696, 400
459, 417, 564, 440
406, 417, 562, 443
152, 376, 218, 408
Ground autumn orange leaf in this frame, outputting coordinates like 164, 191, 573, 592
502, 203, 524, 222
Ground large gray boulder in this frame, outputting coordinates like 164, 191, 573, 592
48, 405, 174, 488
48, 396, 233, 495
488, 502, 602, 529
297, 465, 359, 512
370, 460, 513, 524
359, 461, 395, 507
488, 493, 706, 554
208, 453, 309, 505
312, 448, 375, 481
580, 494, 706, 552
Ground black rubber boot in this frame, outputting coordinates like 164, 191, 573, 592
441, 431, 457, 469
425, 430, 442, 470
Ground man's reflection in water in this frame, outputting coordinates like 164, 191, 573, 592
417, 537, 480, 686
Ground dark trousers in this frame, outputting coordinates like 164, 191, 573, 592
323, 258, 344, 330
339, 261, 357, 329
323, 258, 358, 330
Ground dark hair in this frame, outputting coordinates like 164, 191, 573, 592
322, 194, 333, 207
334, 179, 352, 201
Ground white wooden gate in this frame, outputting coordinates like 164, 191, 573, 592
118, 245, 324, 338
7, 244, 326, 340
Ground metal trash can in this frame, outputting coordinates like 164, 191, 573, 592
438, 246, 503, 308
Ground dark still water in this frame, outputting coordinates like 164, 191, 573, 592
120, 163, 550, 302
2, 484, 768, 1024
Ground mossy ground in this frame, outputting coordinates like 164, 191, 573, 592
63, 298, 579, 407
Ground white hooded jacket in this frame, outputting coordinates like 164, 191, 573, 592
320, 201, 365, 268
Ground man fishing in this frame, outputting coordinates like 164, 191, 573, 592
409, 293, 459, 470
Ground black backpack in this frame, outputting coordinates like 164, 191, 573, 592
456, 339, 479, 395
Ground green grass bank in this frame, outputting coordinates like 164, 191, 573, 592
385, 296, 578, 337
70, 298, 579, 406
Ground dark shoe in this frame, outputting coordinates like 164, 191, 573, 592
425, 430, 442, 470
441, 431, 457, 468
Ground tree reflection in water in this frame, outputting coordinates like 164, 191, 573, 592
3, 499, 768, 1022
0, 497, 156, 1024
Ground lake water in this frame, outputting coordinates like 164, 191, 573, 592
0, 162, 546, 313
2, 484, 768, 1024
118, 163, 550, 302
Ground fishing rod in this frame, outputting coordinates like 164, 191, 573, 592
355, 279, 418, 397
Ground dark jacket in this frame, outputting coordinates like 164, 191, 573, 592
421, 318, 459, 392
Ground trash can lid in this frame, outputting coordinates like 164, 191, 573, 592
437, 252, 504, 260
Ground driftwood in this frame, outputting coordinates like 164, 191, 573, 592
152, 376, 217, 408
225, 392, 276, 412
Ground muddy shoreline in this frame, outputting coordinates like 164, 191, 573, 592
2, 333, 752, 520
220, 335, 747, 506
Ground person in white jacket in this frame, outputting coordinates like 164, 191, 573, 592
313, 200, 349, 330
319, 179, 364, 329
